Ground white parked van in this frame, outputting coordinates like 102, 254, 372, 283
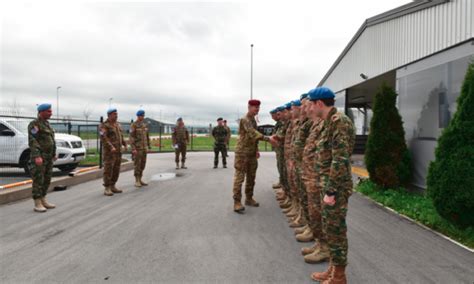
0, 119, 86, 174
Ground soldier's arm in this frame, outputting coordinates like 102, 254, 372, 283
172, 129, 177, 144
129, 124, 137, 151
242, 118, 268, 142
51, 127, 57, 157
28, 122, 42, 158
121, 126, 127, 148
100, 124, 114, 150
147, 127, 151, 149
325, 120, 353, 197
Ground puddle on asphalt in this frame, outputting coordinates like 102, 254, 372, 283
151, 173, 177, 181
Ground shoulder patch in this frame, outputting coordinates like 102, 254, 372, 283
31, 125, 39, 135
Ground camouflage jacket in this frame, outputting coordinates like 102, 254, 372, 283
129, 121, 151, 150
224, 125, 231, 143
212, 125, 228, 145
293, 118, 314, 164
315, 107, 356, 196
284, 120, 296, 161
28, 117, 56, 159
100, 119, 127, 153
302, 118, 324, 180
172, 126, 189, 145
274, 120, 288, 152
235, 113, 267, 156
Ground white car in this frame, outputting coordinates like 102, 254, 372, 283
0, 119, 87, 174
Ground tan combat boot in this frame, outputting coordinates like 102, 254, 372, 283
135, 176, 142, 187
139, 176, 148, 186
296, 226, 314, 242
294, 224, 309, 235
280, 198, 292, 210
289, 213, 305, 228
323, 265, 346, 284
301, 242, 319, 256
176, 162, 179, 170
311, 264, 334, 282
33, 198, 47, 212
286, 202, 299, 218
181, 162, 187, 169
245, 198, 260, 207
104, 186, 114, 196
41, 197, 56, 209
111, 185, 123, 193
234, 201, 245, 213
304, 242, 330, 264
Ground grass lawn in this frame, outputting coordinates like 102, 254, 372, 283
356, 179, 474, 249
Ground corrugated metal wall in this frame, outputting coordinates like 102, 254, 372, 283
322, 0, 474, 92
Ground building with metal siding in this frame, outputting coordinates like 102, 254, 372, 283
318, 0, 474, 188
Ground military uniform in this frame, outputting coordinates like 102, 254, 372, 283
232, 113, 269, 208
28, 117, 56, 203
212, 125, 228, 167
284, 120, 298, 199
100, 119, 127, 193
275, 120, 290, 194
273, 120, 284, 187
129, 120, 151, 182
316, 107, 355, 267
224, 124, 231, 156
172, 126, 189, 168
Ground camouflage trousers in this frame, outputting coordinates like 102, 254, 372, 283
323, 191, 351, 266
103, 151, 121, 187
232, 154, 258, 201
286, 159, 299, 200
276, 149, 288, 192
30, 157, 54, 199
295, 162, 309, 222
175, 143, 187, 163
302, 173, 324, 242
133, 149, 147, 177
213, 144, 227, 166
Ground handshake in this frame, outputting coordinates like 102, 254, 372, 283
267, 135, 280, 148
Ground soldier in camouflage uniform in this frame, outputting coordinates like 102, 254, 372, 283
100, 108, 127, 196
28, 103, 57, 212
308, 87, 355, 284
212, 117, 228, 168
292, 94, 315, 243
223, 119, 231, 157
172, 118, 189, 169
232, 99, 276, 213
130, 109, 151, 188
270, 108, 282, 189
274, 104, 292, 209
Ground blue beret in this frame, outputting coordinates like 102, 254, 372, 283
177, 117, 183, 122
284, 103, 292, 110
300, 93, 308, 100
291, 100, 302, 107
107, 108, 117, 114
37, 103, 52, 112
308, 87, 335, 101
269, 109, 277, 114
136, 110, 145, 116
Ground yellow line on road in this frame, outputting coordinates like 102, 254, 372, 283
352, 166, 369, 178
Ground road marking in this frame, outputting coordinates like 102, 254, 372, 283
352, 166, 369, 178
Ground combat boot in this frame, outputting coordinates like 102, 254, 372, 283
289, 212, 305, 228
283, 202, 295, 214
280, 197, 292, 209
322, 265, 346, 284
304, 242, 330, 264
296, 226, 314, 242
33, 199, 47, 212
41, 197, 56, 209
234, 201, 245, 213
104, 186, 114, 196
181, 162, 187, 169
294, 224, 309, 235
111, 185, 123, 193
176, 162, 179, 170
140, 176, 148, 186
135, 176, 142, 187
311, 264, 334, 282
286, 203, 299, 218
272, 182, 282, 189
301, 242, 319, 256
245, 198, 260, 207
223, 164, 227, 168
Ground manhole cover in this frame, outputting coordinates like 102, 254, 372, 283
151, 173, 176, 181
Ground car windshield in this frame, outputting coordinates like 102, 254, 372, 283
6, 120, 30, 133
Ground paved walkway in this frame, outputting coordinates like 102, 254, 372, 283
0, 152, 472, 283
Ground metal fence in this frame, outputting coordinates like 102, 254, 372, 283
0, 111, 272, 186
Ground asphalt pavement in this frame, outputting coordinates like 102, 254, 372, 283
0, 152, 473, 283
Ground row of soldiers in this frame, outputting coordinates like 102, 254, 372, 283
270, 87, 356, 284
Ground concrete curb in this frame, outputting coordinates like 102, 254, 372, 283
0, 162, 134, 205
354, 192, 474, 253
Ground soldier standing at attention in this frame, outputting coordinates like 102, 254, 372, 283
223, 119, 231, 157
270, 108, 282, 190
172, 117, 189, 170
232, 99, 277, 213
308, 87, 355, 284
100, 108, 127, 196
274, 103, 292, 209
130, 109, 151, 188
212, 117, 228, 168
28, 103, 57, 212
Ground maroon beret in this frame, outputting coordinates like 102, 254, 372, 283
248, 99, 261, 106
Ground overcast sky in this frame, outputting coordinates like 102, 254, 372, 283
1, 0, 410, 126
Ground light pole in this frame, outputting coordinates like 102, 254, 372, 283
250, 44, 254, 100
56, 86, 61, 119
108, 97, 113, 108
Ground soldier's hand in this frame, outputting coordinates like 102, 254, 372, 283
111, 147, 117, 153
132, 150, 137, 155
35, 157, 43, 166
323, 194, 336, 206
256, 151, 260, 159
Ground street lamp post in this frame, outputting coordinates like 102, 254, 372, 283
56, 86, 61, 119
250, 44, 254, 100
108, 98, 113, 108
